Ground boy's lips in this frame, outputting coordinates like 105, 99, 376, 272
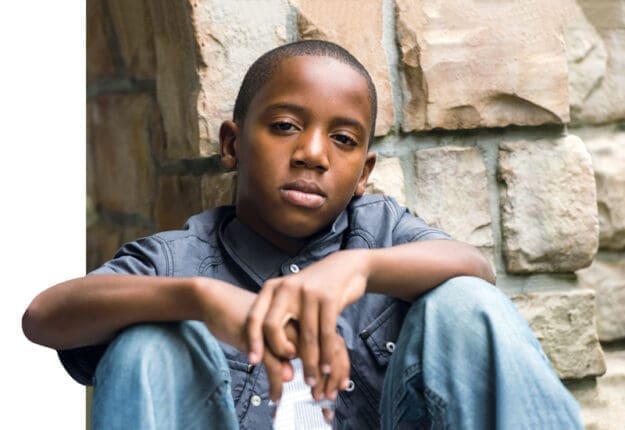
280, 180, 327, 209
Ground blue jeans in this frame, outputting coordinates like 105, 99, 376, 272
91, 277, 583, 429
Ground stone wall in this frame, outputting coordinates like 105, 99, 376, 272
87, 0, 625, 427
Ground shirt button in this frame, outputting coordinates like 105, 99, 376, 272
346, 379, 355, 392
385, 341, 396, 353
250, 394, 262, 407
289, 263, 300, 273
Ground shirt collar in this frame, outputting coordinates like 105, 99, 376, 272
218, 209, 349, 287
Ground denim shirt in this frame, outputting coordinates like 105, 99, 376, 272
59, 194, 450, 429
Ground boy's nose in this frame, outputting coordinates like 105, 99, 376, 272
290, 130, 330, 172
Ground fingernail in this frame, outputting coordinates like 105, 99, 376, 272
306, 376, 317, 387
248, 352, 259, 363
328, 390, 338, 400
269, 399, 279, 418
321, 364, 331, 375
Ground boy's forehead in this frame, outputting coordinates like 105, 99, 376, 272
249, 55, 372, 120
268, 55, 365, 90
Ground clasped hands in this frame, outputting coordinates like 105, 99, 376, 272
245, 249, 369, 405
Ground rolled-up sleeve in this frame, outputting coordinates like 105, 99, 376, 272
392, 206, 452, 244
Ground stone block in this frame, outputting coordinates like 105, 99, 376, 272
365, 157, 406, 207
511, 289, 606, 379
149, 0, 288, 158
412, 147, 494, 262
87, 0, 117, 82
88, 94, 157, 219
87, 222, 121, 273
567, 345, 625, 429
577, 255, 625, 341
580, 127, 625, 250
107, 0, 156, 80
571, 0, 625, 124
202, 172, 237, 210
563, 1, 608, 124
296, 0, 393, 136
395, 0, 570, 131
499, 135, 599, 273
154, 175, 203, 231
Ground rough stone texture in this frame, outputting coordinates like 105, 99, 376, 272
563, 1, 608, 124
499, 135, 599, 273
580, 127, 625, 250
154, 175, 203, 231
396, 0, 570, 132
148, 1, 203, 159
577, 255, 625, 341
365, 157, 406, 207
567, 345, 625, 430
107, 0, 156, 80
149, 0, 289, 159
202, 172, 237, 210
87, 223, 122, 273
296, 0, 393, 136
412, 147, 494, 263
87, 94, 157, 219
570, 0, 625, 124
87, 0, 117, 82
511, 289, 606, 379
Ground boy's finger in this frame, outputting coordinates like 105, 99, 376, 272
263, 288, 299, 358
298, 291, 320, 393
319, 299, 338, 376
323, 334, 350, 400
263, 349, 287, 403
322, 408, 335, 424
246, 281, 276, 364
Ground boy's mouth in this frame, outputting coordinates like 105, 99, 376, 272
280, 180, 327, 209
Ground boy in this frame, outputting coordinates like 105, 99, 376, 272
23, 40, 582, 429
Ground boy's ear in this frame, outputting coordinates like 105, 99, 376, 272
219, 120, 239, 170
354, 152, 376, 196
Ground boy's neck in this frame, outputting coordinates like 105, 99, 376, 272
235, 212, 312, 257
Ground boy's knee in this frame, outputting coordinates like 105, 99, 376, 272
404, 276, 522, 336
97, 323, 184, 376
416, 275, 501, 310
96, 321, 228, 383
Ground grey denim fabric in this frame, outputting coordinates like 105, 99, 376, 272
59, 194, 450, 429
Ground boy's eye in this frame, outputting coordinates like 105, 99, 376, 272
332, 134, 358, 146
271, 121, 297, 132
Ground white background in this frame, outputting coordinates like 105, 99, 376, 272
1, 3, 85, 428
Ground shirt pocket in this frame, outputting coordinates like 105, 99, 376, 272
218, 341, 253, 404
358, 300, 408, 368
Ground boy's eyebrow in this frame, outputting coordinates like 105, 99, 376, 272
265, 102, 367, 134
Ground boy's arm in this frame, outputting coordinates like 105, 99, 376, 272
364, 239, 495, 300
23, 275, 274, 351
247, 239, 494, 399
22, 275, 303, 399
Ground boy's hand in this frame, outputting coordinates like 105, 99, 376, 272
193, 277, 296, 400
246, 250, 370, 400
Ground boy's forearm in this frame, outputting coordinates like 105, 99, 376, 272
364, 240, 495, 301
22, 275, 253, 351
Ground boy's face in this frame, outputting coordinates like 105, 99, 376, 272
220, 55, 376, 254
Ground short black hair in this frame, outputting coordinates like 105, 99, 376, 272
233, 39, 378, 145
